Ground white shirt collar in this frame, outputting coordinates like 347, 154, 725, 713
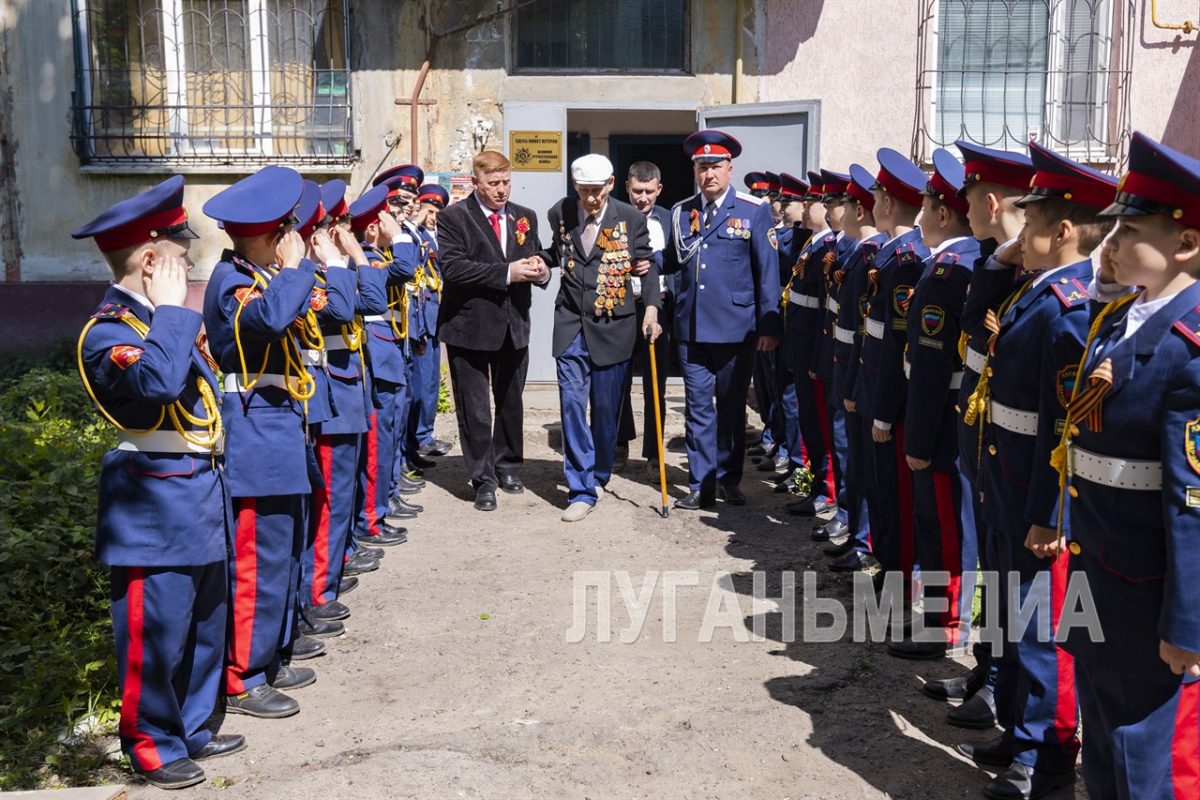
931, 235, 971, 256
1031, 263, 1073, 289
474, 192, 505, 218
112, 283, 155, 312
579, 201, 608, 225
701, 187, 731, 209
1122, 289, 1183, 341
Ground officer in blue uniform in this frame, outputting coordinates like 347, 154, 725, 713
202, 166, 326, 719
666, 130, 781, 508
854, 149, 930, 596
73, 177, 244, 789
889, 149, 981, 660
962, 142, 1118, 799
349, 184, 419, 548
410, 183, 451, 459
1050, 130, 1200, 800
827, 164, 887, 569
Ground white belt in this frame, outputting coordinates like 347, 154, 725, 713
363, 311, 404, 324
1068, 445, 1162, 491
324, 338, 354, 352
865, 318, 885, 340
223, 373, 290, 393
902, 359, 964, 389
826, 297, 840, 314
989, 400, 1038, 436
792, 293, 821, 309
303, 349, 328, 368
833, 326, 855, 344
117, 430, 223, 455
964, 346, 987, 374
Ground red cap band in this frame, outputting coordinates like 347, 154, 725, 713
298, 202, 325, 240
225, 219, 288, 238
847, 181, 875, 211
692, 144, 731, 159
93, 206, 188, 252
875, 170, 924, 209
1030, 172, 1114, 211
928, 173, 969, 215
1120, 171, 1200, 229
327, 198, 349, 220
962, 159, 1035, 192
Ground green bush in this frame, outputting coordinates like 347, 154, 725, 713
437, 360, 452, 414
0, 365, 122, 790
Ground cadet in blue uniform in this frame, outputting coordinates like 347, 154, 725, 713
667, 130, 782, 508
73, 177, 243, 789
410, 183, 451, 459
745, 170, 783, 461
857, 149, 930, 598
350, 184, 419, 548
888, 149, 981, 660
202, 166, 325, 719
1028, 131, 1200, 799
961, 143, 1117, 800
827, 164, 887, 570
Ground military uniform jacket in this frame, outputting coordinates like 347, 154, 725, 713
541, 197, 658, 367
872, 232, 931, 428
361, 237, 418, 385
304, 265, 357, 427
83, 286, 229, 567
976, 258, 1092, 535
314, 263, 372, 435
783, 229, 836, 375
666, 188, 781, 344
852, 229, 927, 422
417, 227, 441, 339
202, 252, 317, 497
902, 236, 982, 468
816, 233, 857, 387
838, 233, 885, 407
1063, 280, 1200, 681
437, 198, 544, 352
956, 238, 1000, 484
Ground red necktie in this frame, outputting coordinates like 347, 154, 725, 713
489, 212, 502, 245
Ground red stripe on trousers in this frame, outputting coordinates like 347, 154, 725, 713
1049, 550, 1077, 746
1173, 681, 1200, 797
311, 436, 334, 605
811, 377, 837, 500
225, 499, 258, 694
894, 425, 916, 594
119, 567, 163, 771
932, 472, 964, 645
363, 412, 380, 535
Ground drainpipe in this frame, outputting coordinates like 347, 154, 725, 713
732, 0, 744, 104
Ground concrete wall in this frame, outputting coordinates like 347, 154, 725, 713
1128, 0, 1200, 156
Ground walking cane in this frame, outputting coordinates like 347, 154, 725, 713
647, 332, 669, 518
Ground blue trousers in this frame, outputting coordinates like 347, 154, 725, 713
303, 433, 361, 606
366, 380, 399, 528
225, 495, 304, 694
843, 409, 871, 552
391, 357, 414, 492
557, 332, 630, 505
774, 356, 801, 464
679, 340, 754, 495
752, 349, 777, 440
911, 467, 978, 646
112, 563, 226, 772
410, 336, 440, 449
1076, 661, 1200, 799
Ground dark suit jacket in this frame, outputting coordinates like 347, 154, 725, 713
436, 195, 544, 351
541, 197, 658, 367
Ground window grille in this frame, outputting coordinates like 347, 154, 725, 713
71, 0, 353, 166
913, 0, 1133, 167
513, 0, 689, 73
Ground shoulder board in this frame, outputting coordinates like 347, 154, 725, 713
671, 194, 699, 211
1050, 277, 1089, 308
935, 251, 961, 266
929, 251, 962, 281
91, 302, 131, 320
897, 244, 923, 267
734, 191, 765, 206
1172, 304, 1200, 349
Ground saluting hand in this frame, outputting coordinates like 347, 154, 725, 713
310, 228, 341, 266
331, 225, 367, 266
276, 230, 305, 269
145, 253, 190, 308
1161, 641, 1200, 678
377, 210, 403, 240
996, 238, 1024, 268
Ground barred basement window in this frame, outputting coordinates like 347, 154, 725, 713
913, 0, 1133, 166
70, 0, 353, 167
513, 0, 689, 73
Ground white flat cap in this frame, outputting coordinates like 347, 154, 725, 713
571, 154, 614, 185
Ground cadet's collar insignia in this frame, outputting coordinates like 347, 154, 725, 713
1187, 415, 1200, 477
108, 344, 144, 370
920, 304, 945, 336
1050, 277, 1089, 308
91, 302, 131, 320
1055, 364, 1079, 410
767, 226, 778, 250
310, 286, 329, 312
1172, 305, 1200, 349
893, 284, 914, 316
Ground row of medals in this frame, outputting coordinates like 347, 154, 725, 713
726, 218, 751, 239
594, 221, 631, 317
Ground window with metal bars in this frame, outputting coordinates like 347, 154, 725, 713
913, 0, 1133, 166
513, 0, 689, 73
70, 0, 353, 167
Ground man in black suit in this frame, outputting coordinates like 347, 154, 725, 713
437, 150, 549, 511
540, 154, 660, 522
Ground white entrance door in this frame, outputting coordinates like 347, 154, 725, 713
697, 101, 822, 184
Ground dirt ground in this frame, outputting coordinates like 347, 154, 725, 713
128, 386, 1084, 800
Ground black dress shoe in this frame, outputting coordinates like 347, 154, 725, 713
409, 452, 437, 469
756, 453, 786, 472
298, 616, 344, 639
717, 485, 746, 505
499, 474, 525, 494
786, 496, 835, 516
337, 576, 358, 596
475, 486, 497, 511
811, 519, 849, 542
388, 496, 423, 516
357, 526, 407, 547
356, 545, 384, 560
772, 467, 799, 492
191, 733, 246, 762
746, 443, 769, 458
304, 600, 350, 622
342, 556, 379, 576
823, 536, 857, 557
271, 664, 316, 691
418, 442, 449, 457
948, 688, 998, 730
612, 444, 629, 473
137, 756, 205, 789
289, 635, 326, 661
829, 549, 872, 572
955, 737, 1013, 768
983, 762, 1074, 800
923, 673, 982, 702
887, 639, 948, 660
674, 490, 716, 510
396, 478, 424, 496
226, 684, 299, 718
